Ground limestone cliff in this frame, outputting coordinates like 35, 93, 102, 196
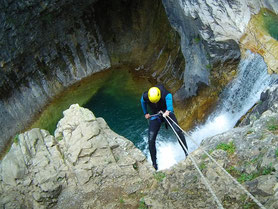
0, 0, 184, 153
162, 0, 278, 99
163, 0, 278, 130
0, 0, 110, 151
1, 98, 277, 208
0, 104, 154, 208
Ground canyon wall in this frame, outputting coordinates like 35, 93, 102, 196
0, 0, 184, 152
162, 0, 278, 100
1, 0, 277, 153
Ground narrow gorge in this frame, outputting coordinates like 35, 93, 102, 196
0, 0, 278, 208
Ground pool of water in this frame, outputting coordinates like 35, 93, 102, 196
262, 9, 278, 41
84, 69, 152, 150
30, 69, 112, 134
30, 68, 186, 170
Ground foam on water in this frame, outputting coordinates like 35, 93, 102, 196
140, 134, 185, 171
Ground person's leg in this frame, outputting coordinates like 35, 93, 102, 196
168, 112, 188, 156
148, 119, 161, 170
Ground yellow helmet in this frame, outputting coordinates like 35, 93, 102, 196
148, 87, 161, 103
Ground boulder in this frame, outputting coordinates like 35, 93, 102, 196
0, 104, 154, 208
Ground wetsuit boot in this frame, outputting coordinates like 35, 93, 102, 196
148, 118, 161, 170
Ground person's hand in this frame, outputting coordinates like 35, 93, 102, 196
163, 110, 170, 118
145, 113, 151, 119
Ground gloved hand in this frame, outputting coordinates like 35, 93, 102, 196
163, 110, 170, 118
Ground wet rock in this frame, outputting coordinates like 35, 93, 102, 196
240, 84, 278, 126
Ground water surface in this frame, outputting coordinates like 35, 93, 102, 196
262, 9, 278, 41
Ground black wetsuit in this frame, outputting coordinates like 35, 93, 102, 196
141, 84, 188, 170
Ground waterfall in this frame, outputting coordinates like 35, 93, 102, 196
148, 50, 278, 170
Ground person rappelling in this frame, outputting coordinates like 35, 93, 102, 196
140, 84, 188, 170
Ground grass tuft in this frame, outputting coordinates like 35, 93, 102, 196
216, 141, 236, 155
200, 162, 206, 171
13, 134, 19, 144
267, 117, 278, 131
138, 198, 148, 209
153, 171, 166, 182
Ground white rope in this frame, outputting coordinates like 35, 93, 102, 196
164, 115, 224, 209
165, 115, 266, 209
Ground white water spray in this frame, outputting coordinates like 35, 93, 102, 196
143, 51, 278, 170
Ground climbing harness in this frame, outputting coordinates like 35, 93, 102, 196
149, 112, 162, 117
164, 115, 224, 209
164, 114, 266, 209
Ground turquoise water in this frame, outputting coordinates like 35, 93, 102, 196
84, 85, 148, 149
83, 70, 178, 152
262, 9, 278, 41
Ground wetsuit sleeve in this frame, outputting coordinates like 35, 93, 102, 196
165, 93, 174, 112
140, 95, 148, 115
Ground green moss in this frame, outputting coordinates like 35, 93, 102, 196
267, 117, 278, 131
199, 162, 206, 171
267, 124, 278, 131
193, 36, 201, 44
248, 155, 262, 165
119, 198, 125, 204
208, 149, 214, 155
13, 134, 19, 145
276, 148, 278, 158
227, 166, 241, 177
193, 175, 198, 183
216, 141, 236, 155
201, 153, 208, 159
237, 173, 258, 183
153, 171, 166, 182
237, 163, 275, 183
138, 198, 148, 209
133, 163, 138, 170
206, 64, 212, 70
262, 163, 275, 175
240, 194, 258, 209
243, 202, 257, 209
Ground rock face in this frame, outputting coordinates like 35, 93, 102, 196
0, 104, 154, 208
0, 0, 184, 153
0, 0, 111, 151
240, 84, 278, 126
240, 8, 278, 74
1, 102, 277, 208
162, 0, 278, 99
